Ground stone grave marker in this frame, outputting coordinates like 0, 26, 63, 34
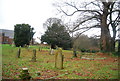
17, 48, 21, 58
31, 49, 36, 62
38, 47, 40, 51
73, 50, 77, 57
38, 47, 42, 51
19, 68, 31, 80
55, 48, 64, 69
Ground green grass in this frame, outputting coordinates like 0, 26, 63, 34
2, 44, 119, 79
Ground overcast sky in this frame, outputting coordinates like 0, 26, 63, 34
0, 0, 102, 42
0, 0, 60, 42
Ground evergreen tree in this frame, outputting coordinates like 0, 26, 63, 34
14, 24, 35, 47
41, 23, 72, 50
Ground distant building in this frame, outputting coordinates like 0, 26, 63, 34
0, 29, 14, 44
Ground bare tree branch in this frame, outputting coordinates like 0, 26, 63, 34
71, 16, 100, 32
73, 25, 100, 32
71, 24, 100, 41
64, 2, 79, 11
60, 8, 102, 16
58, 2, 102, 16
73, 28, 91, 41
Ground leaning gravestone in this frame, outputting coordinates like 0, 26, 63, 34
31, 49, 36, 62
55, 48, 64, 69
17, 48, 21, 58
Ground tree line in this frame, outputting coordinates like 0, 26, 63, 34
14, 0, 120, 53
53, 0, 120, 52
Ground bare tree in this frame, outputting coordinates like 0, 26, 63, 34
43, 17, 63, 29
54, 0, 120, 52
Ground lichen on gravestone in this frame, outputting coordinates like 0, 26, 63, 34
55, 48, 64, 69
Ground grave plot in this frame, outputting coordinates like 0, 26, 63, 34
80, 53, 107, 60
2, 45, 119, 79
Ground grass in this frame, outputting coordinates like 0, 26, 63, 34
2, 44, 119, 79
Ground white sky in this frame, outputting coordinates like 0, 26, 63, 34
0, 0, 60, 42
0, 0, 104, 43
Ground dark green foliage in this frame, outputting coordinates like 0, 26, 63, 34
14, 24, 35, 47
41, 23, 72, 50
80, 48, 99, 53
80, 48, 86, 52
112, 52, 120, 57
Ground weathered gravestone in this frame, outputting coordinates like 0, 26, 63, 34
17, 48, 21, 58
73, 50, 77, 57
38, 47, 42, 51
31, 49, 36, 62
38, 47, 40, 51
55, 48, 64, 69
49, 44, 56, 55
19, 68, 31, 80
50, 48, 54, 55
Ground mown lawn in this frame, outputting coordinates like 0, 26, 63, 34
2, 44, 119, 79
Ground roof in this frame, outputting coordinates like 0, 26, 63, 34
0, 29, 14, 38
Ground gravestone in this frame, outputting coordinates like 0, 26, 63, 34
19, 68, 31, 80
73, 50, 77, 57
50, 48, 54, 55
31, 49, 36, 62
55, 48, 64, 69
49, 44, 56, 55
38, 47, 40, 51
38, 47, 42, 51
36, 71, 41, 77
17, 48, 21, 58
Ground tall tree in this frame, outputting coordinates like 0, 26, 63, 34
109, 1, 120, 51
54, 0, 120, 52
43, 18, 63, 29
14, 24, 35, 47
41, 21, 72, 50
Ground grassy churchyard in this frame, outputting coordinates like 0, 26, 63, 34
2, 44, 119, 79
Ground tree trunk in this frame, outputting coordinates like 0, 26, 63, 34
100, 3, 111, 52
100, 21, 111, 52
110, 28, 116, 52
110, 38, 115, 52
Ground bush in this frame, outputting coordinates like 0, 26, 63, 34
112, 52, 120, 57
80, 49, 86, 52
80, 48, 99, 53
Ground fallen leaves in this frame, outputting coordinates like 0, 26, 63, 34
2, 45, 119, 79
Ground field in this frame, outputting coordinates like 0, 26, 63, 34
2, 44, 119, 79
